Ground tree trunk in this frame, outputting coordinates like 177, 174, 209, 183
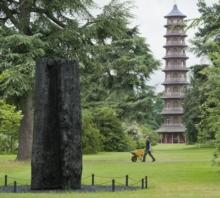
16, 1, 34, 160
17, 93, 33, 160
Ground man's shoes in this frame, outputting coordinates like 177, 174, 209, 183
152, 159, 156, 162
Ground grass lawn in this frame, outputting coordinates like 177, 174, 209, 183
0, 144, 220, 198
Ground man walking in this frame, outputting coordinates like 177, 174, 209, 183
142, 136, 156, 162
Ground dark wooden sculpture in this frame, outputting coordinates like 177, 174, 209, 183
31, 59, 82, 190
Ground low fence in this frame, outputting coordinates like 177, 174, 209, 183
3, 175, 30, 193
82, 174, 148, 191
2, 174, 149, 193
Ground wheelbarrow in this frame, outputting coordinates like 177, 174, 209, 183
130, 149, 145, 162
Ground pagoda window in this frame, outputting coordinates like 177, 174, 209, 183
180, 61, 184, 67
182, 87, 186, 92
166, 118, 170, 124
174, 60, 178, 65
181, 39, 184, 44
174, 101, 179, 107
167, 19, 173, 24
174, 117, 180, 124
167, 87, 172, 92
177, 18, 182, 24
173, 86, 178, 92
173, 72, 178, 78
178, 60, 182, 66
166, 102, 170, 108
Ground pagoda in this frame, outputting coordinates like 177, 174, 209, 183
157, 5, 189, 144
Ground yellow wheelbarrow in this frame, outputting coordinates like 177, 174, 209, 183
130, 149, 145, 162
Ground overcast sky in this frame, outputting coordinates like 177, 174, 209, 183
94, 0, 218, 92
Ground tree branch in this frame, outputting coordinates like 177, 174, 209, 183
7, 0, 19, 7
0, 2, 19, 29
0, 16, 8, 23
31, 7, 66, 29
81, 20, 96, 29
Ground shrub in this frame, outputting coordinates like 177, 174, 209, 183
93, 106, 129, 151
0, 100, 22, 153
82, 109, 102, 154
125, 122, 159, 150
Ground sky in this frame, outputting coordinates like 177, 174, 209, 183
94, 0, 218, 92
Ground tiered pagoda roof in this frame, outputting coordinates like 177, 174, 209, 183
165, 4, 186, 18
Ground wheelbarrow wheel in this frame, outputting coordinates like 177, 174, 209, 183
131, 156, 137, 162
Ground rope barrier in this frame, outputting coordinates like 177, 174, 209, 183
96, 180, 112, 185
94, 175, 125, 179
94, 175, 114, 179
129, 177, 139, 182
114, 181, 124, 186
129, 179, 142, 186
2, 175, 148, 189
110, 176, 125, 179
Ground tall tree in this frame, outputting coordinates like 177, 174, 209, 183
191, 0, 220, 163
82, 28, 161, 129
191, 0, 220, 56
0, 28, 45, 159
0, 0, 133, 160
183, 64, 207, 143
197, 66, 220, 144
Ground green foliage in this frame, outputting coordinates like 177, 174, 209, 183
82, 28, 162, 131
117, 89, 163, 128
80, 15, 161, 152
82, 109, 102, 154
0, 28, 45, 99
125, 122, 159, 149
125, 122, 144, 149
139, 126, 159, 147
183, 65, 208, 144
97, 36, 159, 91
191, 0, 220, 164
191, 0, 220, 56
197, 66, 220, 163
0, 0, 134, 100
82, 107, 146, 153
93, 106, 129, 152
0, 100, 22, 153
